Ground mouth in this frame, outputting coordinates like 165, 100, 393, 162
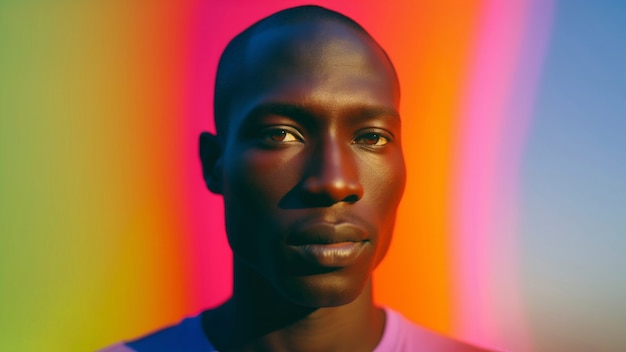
289, 241, 368, 267
286, 222, 369, 267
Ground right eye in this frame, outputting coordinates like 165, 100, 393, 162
257, 127, 304, 146
265, 128, 299, 142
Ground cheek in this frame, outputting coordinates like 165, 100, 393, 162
358, 152, 405, 259
359, 151, 406, 209
221, 149, 303, 268
223, 148, 304, 210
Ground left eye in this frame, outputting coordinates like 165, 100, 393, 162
354, 132, 388, 146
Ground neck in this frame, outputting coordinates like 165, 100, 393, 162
202, 261, 385, 352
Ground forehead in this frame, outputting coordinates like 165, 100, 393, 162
249, 22, 378, 66
244, 22, 398, 94
222, 22, 399, 134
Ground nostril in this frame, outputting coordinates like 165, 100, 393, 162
300, 176, 363, 207
300, 192, 335, 207
343, 194, 360, 203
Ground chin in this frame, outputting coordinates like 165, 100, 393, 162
275, 268, 371, 308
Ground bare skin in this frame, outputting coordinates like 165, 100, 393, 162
200, 18, 404, 352
202, 266, 385, 351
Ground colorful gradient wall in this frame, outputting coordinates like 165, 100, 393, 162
2, 1, 625, 351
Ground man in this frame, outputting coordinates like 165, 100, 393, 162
102, 5, 491, 351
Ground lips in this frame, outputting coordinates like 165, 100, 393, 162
286, 222, 369, 267
289, 221, 367, 243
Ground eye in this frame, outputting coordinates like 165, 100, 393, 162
354, 132, 389, 146
259, 127, 302, 145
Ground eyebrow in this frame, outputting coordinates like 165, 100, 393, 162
243, 102, 400, 125
349, 106, 400, 122
245, 103, 317, 123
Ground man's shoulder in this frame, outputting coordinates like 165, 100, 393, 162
98, 314, 216, 352
378, 308, 496, 352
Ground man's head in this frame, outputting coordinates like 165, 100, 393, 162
200, 5, 405, 307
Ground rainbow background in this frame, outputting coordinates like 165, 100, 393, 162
1, 1, 625, 351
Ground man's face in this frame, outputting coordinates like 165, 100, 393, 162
215, 22, 405, 307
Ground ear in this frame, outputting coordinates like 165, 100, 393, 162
199, 132, 224, 194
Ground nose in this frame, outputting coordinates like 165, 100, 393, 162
301, 137, 364, 206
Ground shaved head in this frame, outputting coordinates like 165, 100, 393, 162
213, 5, 399, 137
